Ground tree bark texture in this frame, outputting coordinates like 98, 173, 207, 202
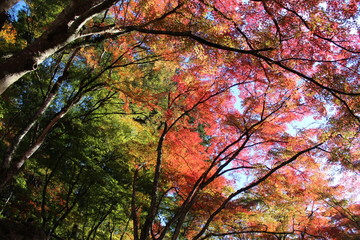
0, 0, 118, 94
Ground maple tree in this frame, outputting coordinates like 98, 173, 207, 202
0, 0, 359, 239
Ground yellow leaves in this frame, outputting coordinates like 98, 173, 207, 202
117, 116, 149, 141
110, 115, 157, 167
0, 23, 16, 44
153, 60, 176, 73
0, 23, 24, 52
81, 47, 99, 68
194, 44, 208, 61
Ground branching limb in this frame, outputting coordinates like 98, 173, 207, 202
193, 142, 324, 239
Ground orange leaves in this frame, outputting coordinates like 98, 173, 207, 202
80, 46, 99, 68
0, 23, 16, 45
0, 23, 23, 52
92, 0, 360, 237
0, 0, 359, 238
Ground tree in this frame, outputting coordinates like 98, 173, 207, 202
0, 0, 359, 239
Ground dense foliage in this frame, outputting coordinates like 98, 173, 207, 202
0, 0, 359, 239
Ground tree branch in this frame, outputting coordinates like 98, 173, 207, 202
193, 142, 324, 239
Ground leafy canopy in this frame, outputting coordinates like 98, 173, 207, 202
0, 0, 359, 239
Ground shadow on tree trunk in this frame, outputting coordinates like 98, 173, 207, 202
0, 218, 48, 240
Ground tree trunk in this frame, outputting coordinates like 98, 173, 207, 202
0, 218, 48, 240
0, 0, 21, 12
0, 0, 117, 94
0, 0, 21, 31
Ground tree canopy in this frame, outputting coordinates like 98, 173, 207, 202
0, 0, 359, 239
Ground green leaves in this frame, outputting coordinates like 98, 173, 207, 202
0, 0, 359, 239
